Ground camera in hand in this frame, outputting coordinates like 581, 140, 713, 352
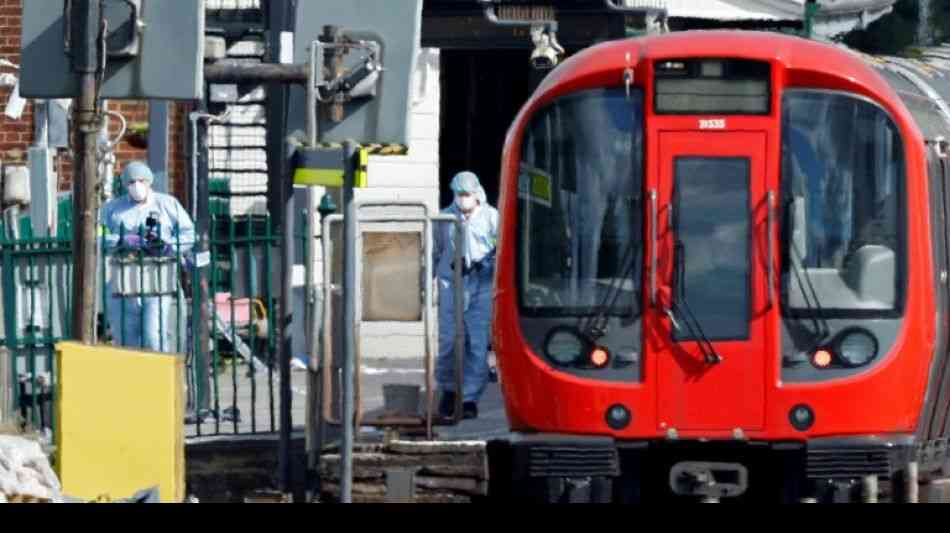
145, 212, 160, 242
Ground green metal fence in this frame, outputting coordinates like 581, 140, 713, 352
1, 206, 308, 439
0, 209, 73, 435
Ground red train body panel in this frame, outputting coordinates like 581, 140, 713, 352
491, 31, 950, 502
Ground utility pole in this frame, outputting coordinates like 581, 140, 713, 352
919, 0, 932, 46
69, 0, 102, 344
803, 0, 819, 39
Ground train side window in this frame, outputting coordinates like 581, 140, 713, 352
942, 158, 950, 295
930, 154, 949, 292
781, 90, 905, 315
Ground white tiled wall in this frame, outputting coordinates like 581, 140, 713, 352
358, 48, 442, 358
360, 48, 442, 216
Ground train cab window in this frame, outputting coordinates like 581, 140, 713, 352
780, 90, 906, 382
518, 88, 643, 317
781, 90, 905, 316
515, 88, 644, 382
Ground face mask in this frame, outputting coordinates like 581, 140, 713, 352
456, 195, 477, 212
128, 182, 150, 203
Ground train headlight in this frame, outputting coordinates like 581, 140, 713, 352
589, 347, 611, 369
543, 326, 588, 366
834, 328, 878, 368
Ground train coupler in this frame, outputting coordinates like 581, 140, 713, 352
669, 461, 749, 501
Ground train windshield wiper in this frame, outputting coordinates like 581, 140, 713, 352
787, 230, 831, 352
579, 241, 641, 340
669, 240, 722, 365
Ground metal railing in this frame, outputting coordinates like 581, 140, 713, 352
0, 212, 72, 435
0, 210, 301, 439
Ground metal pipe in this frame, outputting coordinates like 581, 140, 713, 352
204, 62, 308, 84
0, 348, 11, 425
322, 213, 336, 425
308, 41, 319, 146
340, 141, 358, 503
423, 216, 434, 439
71, 70, 100, 344
278, 193, 294, 495
188, 108, 228, 421
452, 214, 464, 422
189, 110, 230, 219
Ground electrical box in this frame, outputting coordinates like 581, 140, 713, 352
287, 0, 423, 147
103, 0, 143, 58
20, 0, 205, 100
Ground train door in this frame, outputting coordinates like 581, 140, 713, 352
653, 131, 771, 433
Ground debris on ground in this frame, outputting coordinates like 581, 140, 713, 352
319, 440, 489, 503
61, 486, 161, 503
0, 434, 63, 503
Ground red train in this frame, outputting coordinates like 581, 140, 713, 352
490, 30, 950, 503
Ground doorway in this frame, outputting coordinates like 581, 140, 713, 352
439, 50, 539, 209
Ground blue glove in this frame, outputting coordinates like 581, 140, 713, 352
120, 234, 144, 249
143, 240, 175, 258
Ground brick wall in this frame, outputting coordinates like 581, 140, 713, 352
0, 0, 190, 202
0, 0, 32, 169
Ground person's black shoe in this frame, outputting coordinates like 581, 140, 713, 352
462, 402, 478, 420
185, 409, 209, 425
221, 406, 241, 423
438, 391, 457, 418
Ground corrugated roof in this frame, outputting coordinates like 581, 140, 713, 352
839, 42, 950, 138
623, 0, 781, 20
623, 0, 895, 24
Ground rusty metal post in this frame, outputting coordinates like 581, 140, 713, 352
69, 0, 103, 344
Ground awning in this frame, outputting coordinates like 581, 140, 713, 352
623, 0, 897, 36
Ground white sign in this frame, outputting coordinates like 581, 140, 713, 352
699, 118, 726, 130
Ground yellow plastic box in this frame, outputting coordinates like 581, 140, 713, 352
54, 342, 184, 503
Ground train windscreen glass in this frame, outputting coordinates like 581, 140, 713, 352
673, 157, 751, 341
516, 88, 644, 382
780, 89, 906, 382
655, 59, 771, 115
518, 88, 644, 317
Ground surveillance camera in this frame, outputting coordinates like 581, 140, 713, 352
530, 25, 565, 71
530, 47, 559, 70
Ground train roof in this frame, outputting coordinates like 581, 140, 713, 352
528, 31, 950, 145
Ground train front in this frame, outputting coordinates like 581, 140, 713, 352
492, 31, 936, 502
